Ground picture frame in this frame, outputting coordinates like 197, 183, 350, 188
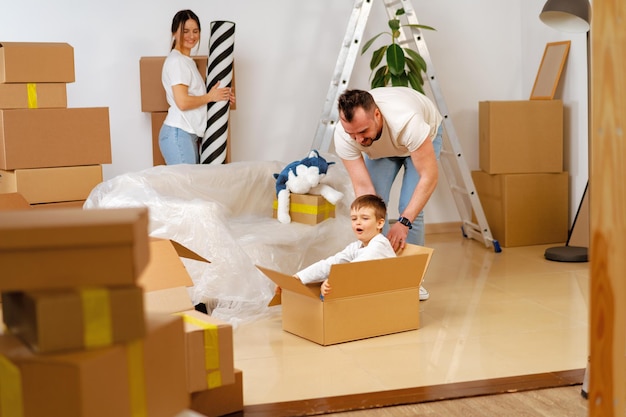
530, 40, 571, 100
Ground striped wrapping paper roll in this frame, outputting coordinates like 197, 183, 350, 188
201, 20, 235, 165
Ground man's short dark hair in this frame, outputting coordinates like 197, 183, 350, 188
337, 89, 376, 122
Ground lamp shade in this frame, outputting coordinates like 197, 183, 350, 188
540, 0, 591, 33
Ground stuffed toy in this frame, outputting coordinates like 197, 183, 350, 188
274, 150, 344, 224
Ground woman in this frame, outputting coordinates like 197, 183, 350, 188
159, 9, 235, 164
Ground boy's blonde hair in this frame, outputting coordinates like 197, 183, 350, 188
350, 194, 387, 221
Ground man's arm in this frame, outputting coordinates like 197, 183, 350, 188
341, 157, 376, 197
388, 139, 439, 250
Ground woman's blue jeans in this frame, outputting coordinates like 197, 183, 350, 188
364, 125, 443, 246
159, 124, 200, 165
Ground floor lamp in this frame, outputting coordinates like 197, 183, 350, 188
539, 0, 591, 263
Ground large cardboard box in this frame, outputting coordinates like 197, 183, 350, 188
479, 100, 563, 174
139, 56, 207, 112
472, 170, 569, 247
0, 165, 102, 204
1, 285, 145, 353
151, 111, 167, 166
0, 83, 67, 109
0, 207, 150, 291
258, 244, 434, 345
190, 369, 244, 417
0, 42, 75, 83
178, 309, 235, 393
0, 313, 188, 417
272, 193, 336, 225
140, 237, 210, 314
0, 107, 112, 170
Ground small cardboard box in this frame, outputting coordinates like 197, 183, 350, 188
139, 56, 207, 112
1, 285, 145, 354
0, 107, 112, 170
0, 165, 102, 204
190, 369, 244, 417
0, 83, 67, 109
258, 244, 434, 345
272, 193, 335, 225
0, 312, 188, 417
140, 237, 210, 313
479, 100, 563, 174
0, 207, 150, 291
177, 309, 235, 393
472, 170, 569, 247
0, 42, 75, 83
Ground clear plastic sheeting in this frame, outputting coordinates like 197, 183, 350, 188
84, 155, 355, 327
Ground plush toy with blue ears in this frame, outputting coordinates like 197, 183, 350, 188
273, 150, 344, 224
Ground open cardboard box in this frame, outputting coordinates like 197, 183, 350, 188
258, 244, 434, 346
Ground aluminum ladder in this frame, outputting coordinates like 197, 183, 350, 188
311, 0, 500, 252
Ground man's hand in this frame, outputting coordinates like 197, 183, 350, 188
387, 221, 409, 252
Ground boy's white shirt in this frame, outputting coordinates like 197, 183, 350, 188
297, 233, 396, 284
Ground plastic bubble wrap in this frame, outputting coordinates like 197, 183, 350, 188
84, 156, 355, 327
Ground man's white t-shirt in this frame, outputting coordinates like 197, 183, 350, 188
334, 87, 443, 160
162, 49, 207, 136
297, 233, 396, 284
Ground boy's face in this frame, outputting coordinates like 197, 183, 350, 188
350, 206, 385, 246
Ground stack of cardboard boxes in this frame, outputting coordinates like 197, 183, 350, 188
472, 100, 569, 247
0, 42, 112, 209
0, 202, 244, 416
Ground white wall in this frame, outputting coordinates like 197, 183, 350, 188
0, 0, 588, 227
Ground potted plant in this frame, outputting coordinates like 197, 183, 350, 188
361, 8, 436, 94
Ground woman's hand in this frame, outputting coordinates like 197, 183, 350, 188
206, 80, 235, 104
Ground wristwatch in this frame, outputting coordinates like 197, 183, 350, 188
397, 216, 413, 229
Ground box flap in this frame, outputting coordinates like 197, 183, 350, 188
168, 239, 210, 263
324, 244, 434, 300
0, 192, 30, 210
256, 266, 321, 301
139, 238, 198, 292
0, 207, 148, 249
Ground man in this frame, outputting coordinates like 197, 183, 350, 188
334, 87, 443, 301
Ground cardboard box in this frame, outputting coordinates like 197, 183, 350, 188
479, 100, 563, 174
0, 312, 188, 417
0, 42, 75, 83
0, 107, 112, 170
0, 192, 30, 210
141, 237, 210, 313
0, 83, 67, 108
30, 200, 85, 210
0, 165, 102, 204
0, 207, 150, 291
258, 244, 434, 345
272, 194, 336, 225
2, 285, 145, 353
139, 56, 207, 112
472, 170, 569, 247
151, 111, 167, 166
178, 309, 235, 393
190, 369, 244, 417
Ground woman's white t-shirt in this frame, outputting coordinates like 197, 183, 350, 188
162, 49, 207, 136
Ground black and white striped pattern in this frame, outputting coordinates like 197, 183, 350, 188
201, 20, 235, 165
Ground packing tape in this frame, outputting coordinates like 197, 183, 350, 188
126, 340, 147, 417
272, 199, 335, 215
26, 84, 38, 109
180, 313, 223, 388
80, 288, 113, 348
0, 355, 24, 417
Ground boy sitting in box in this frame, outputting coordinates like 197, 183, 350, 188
280, 194, 396, 297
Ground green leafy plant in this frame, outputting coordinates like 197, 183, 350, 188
361, 8, 436, 94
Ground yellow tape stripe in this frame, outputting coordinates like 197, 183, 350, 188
179, 314, 222, 387
80, 288, 113, 348
126, 340, 147, 417
0, 355, 24, 417
26, 84, 38, 109
272, 200, 335, 215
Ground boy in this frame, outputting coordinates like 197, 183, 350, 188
294, 194, 396, 296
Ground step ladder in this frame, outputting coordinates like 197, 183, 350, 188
312, 0, 501, 252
